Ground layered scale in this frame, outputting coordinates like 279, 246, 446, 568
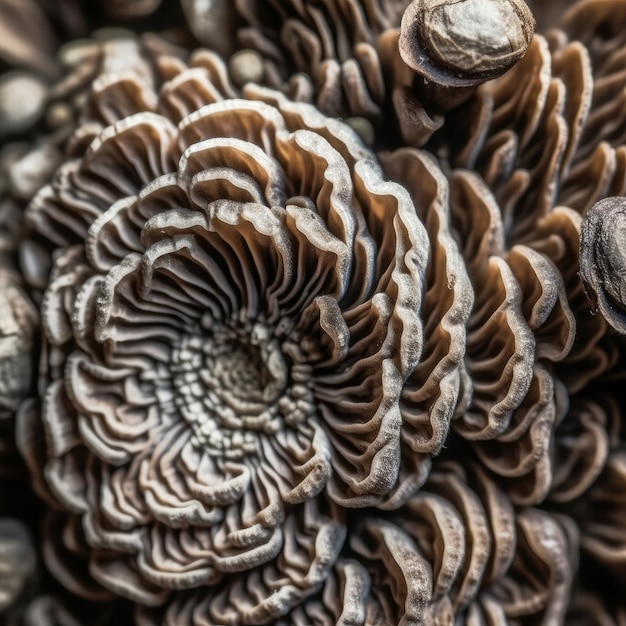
18, 57, 473, 621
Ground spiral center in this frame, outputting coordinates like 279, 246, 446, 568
167, 322, 315, 457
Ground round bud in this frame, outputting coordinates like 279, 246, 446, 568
228, 49, 265, 88
0, 72, 47, 138
399, 0, 536, 88
580, 197, 626, 333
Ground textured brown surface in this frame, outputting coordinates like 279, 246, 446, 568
2, 0, 626, 624
17, 49, 479, 620
346, 461, 572, 623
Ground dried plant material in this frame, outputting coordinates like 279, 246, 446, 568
559, 0, 626, 68
348, 462, 571, 624
441, 14, 624, 400
17, 56, 479, 618
399, 0, 536, 88
0, 487, 133, 623
140, 461, 572, 624
469, 366, 569, 505
444, 0, 626, 245
486, 507, 572, 623
529, 210, 618, 393
136, 499, 344, 624
197, 0, 464, 147
447, 35, 582, 220
545, 1, 626, 212
271, 559, 376, 626
16, 401, 119, 603
539, 394, 626, 620
378, 148, 473, 464
580, 197, 626, 333
6, 0, 626, 623
446, 170, 579, 504
16, 34, 189, 292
